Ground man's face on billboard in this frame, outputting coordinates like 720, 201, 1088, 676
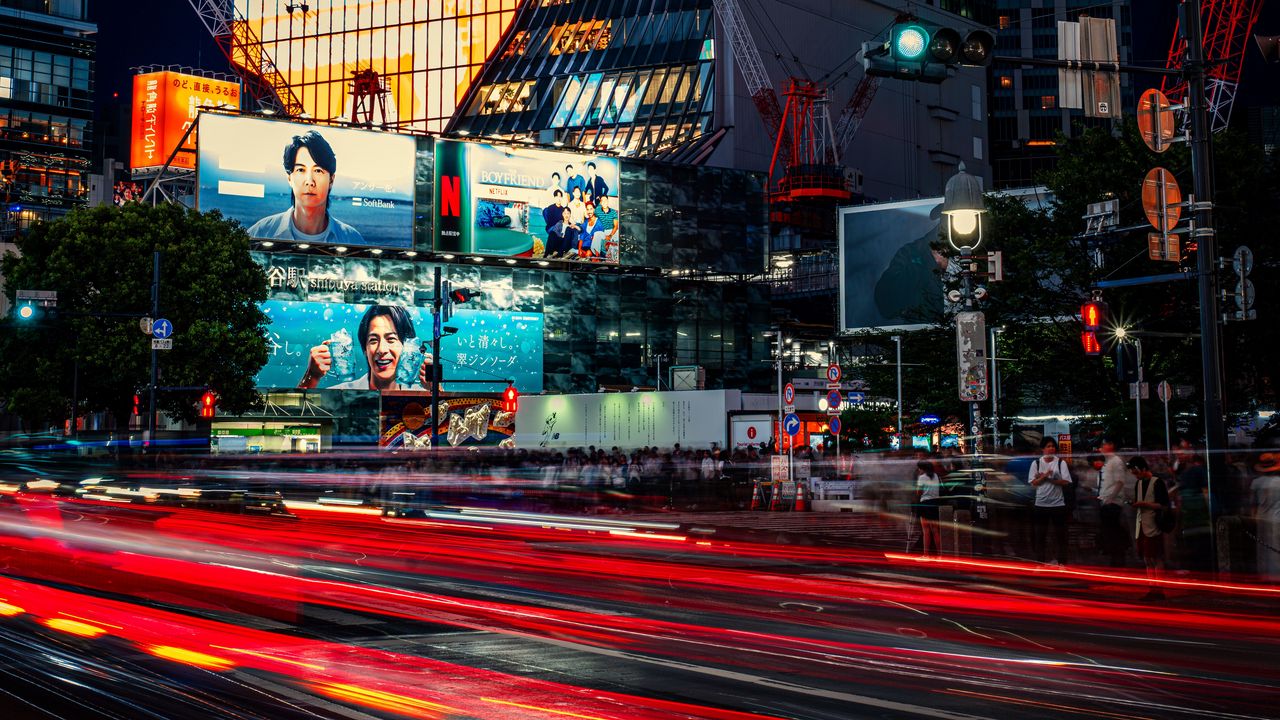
289, 147, 331, 211
364, 313, 403, 388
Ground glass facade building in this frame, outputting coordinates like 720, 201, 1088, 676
0, 0, 93, 237
449, 0, 716, 158
230, 0, 521, 133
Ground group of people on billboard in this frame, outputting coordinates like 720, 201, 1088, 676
540, 161, 618, 261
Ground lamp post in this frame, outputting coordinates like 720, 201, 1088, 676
892, 335, 903, 446
942, 163, 988, 457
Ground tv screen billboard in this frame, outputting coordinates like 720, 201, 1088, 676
197, 114, 415, 249
434, 139, 621, 263
258, 300, 543, 393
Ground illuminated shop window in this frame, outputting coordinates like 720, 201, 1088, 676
476, 80, 535, 115
499, 30, 529, 60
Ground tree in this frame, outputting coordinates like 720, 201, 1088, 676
1, 203, 270, 428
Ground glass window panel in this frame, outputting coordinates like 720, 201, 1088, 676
550, 75, 583, 128
567, 72, 602, 126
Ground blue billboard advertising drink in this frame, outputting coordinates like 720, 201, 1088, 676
434, 138, 621, 263
258, 300, 543, 393
197, 114, 415, 249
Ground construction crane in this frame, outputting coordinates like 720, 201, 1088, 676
187, 0, 305, 118
711, 0, 792, 165
1161, 0, 1267, 131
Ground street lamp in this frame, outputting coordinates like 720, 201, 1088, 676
891, 335, 903, 445
944, 163, 989, 456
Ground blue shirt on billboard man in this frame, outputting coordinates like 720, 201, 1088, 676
247, 130, 366, 245
297, 305, 432, 391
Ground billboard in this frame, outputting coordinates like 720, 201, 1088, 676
258, 300, 543, 394
434, 139, 622, 263
513, 390, 734, 449
380, 393, 515, 449
197, 114, 415, 249
131, 71, 241, 172
837, 198, 948, 333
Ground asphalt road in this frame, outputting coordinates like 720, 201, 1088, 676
1, 493, 1278, 720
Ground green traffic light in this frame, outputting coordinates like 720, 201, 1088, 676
895, 25, 929, 59
16, 303, 35, 321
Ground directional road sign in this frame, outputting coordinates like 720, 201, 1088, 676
828, 417, 841, 436
847, 391, 866, 404
151, 318, 174, 339
826, 364, 842, 383
783, 413, 801, 437
783, 383, 795, 405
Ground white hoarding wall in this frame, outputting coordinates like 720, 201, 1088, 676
515, 390, 739, 449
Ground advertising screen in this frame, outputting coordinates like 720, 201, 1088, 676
380, 393, 515, 449
197, 114, 415, 249
258, 300, 543, 393
837, 198, 947, 333
434, 139, 621, 263
131, 71, 241, 172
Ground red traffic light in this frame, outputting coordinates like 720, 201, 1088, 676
199, 391, 217, 419
1080, 301, 1105, 332
501, 386, 519, 413
1081, 331, 1103, 356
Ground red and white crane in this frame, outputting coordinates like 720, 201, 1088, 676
1161, 0, 1267, 130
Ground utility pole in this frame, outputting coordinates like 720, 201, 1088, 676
1183, 0, 1226, 486
892, 335, 903, 443
1134, 336, 1144, 450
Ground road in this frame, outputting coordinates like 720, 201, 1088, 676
1, 491, 1278, 720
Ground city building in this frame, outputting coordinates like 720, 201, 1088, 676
989, 0, 1133, 187
0, 0, 94, 239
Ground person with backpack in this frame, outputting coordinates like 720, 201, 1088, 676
1028, 437, 1073, 566
1128, 456, 1172, 600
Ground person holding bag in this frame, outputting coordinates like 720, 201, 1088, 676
1128, 456, 1171, 601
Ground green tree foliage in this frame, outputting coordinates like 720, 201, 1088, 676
1, 204, 270, 427
846, 121, 1279, 446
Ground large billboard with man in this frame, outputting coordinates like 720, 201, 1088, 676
197, 114, 415, 249
434, 139, 621, 263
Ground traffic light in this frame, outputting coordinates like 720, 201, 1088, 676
1080, 300, 1107, 332
13, 301, 39, 323
501, 386, 519, 414
1115, 342, 1138, 383
440, 281, 480, 322
863, 19, 994, 83
1081, 331, 1103, 356
199, 391, 217, 419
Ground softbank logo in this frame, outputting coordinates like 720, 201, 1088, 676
439, 176, 461, 217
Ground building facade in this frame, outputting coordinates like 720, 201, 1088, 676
989, 0, 1133, 188
0, 0, 94, 238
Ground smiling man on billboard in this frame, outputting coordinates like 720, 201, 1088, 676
248, 130, 366, 245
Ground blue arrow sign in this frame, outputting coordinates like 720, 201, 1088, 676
828, 417, 841, 436
847, 391, 866, 404
783, 413, 801, 437
151, 318, 173, 339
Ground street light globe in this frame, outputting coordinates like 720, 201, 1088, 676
948, 209, 980, 235
942, 162, 987, 251
1114, 327, 1128, 339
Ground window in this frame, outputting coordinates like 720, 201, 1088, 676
475, 80, 534, 115
498, 30, 529, 60
549, 19, 613, 55
1040, 95, 1056, 110
998, 15, 1011, 30
999, 76, 1013, 89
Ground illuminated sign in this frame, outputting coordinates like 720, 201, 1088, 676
434, 139, 621, 263
130, 71, 240, 171
258, 300, 543, 394
197, 114, 415, 249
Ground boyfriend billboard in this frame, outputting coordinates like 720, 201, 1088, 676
434, 139, 621, 263
197, 114, 414, 248
259, 300, 544, 393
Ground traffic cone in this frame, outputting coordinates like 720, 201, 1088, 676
769, 481, 782, 511
794, 480, 808, 512
749, 481, 762, 511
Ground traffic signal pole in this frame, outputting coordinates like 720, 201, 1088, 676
430, 265, 442, 449
147, 251, 160, 447
1183, 0, 1227, 480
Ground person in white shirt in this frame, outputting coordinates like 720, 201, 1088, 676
916, 460, 942, 556
1097, 438, 1131, 567
1028, 437, 1073, 565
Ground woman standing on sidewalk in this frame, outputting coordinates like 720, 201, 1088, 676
916, 460, 943, 556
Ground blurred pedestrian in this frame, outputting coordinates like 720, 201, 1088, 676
1097, 439, 1131, 567
1129, 456, 1171, 600
1251, 451, 1280, 581
1172, 439, 1213, 572
916, 460, 942, 556
1028, 437, 1072, 565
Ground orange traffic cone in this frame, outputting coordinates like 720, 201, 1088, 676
794, 480, 808, 512
749, 481, 762, 511
769, 481, 782, 511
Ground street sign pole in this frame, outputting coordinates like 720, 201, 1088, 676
146, 251, 160, 448
1159, 380, 1172, 458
